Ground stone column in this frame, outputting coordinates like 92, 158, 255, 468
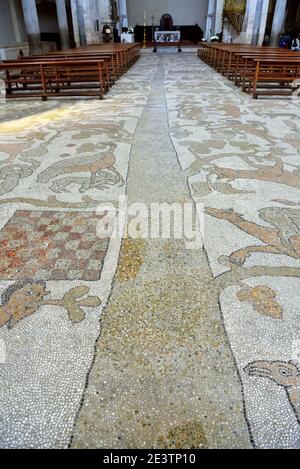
83, 0, 100, 44
244, 0, 258, 44
98, 0, 111, 25
258, 0, 270, 45
96, 0, 112, 42
205, 0, 216, 40
119, 0, 128, 30
76, 0, 87, 45
21, 0, 41, 54
242, 0, 251, 31
56, 0, 70, 50
243, 0, 262, 45
252, 0, 264, 45
270, 0, 288, 47
70, 0, 80, 47
214, 0, 224, 35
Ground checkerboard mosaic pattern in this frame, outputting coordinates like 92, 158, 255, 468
0, 210, 111, 281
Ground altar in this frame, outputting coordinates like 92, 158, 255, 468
121, 32, 135, 43
153, 31, 182, 53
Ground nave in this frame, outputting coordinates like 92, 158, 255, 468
1, 51, 300, 449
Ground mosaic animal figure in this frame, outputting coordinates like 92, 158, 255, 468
48, 172, 118, 194
211, 157, 300, 191
69, 120, 132, 142
245, 360, 300, 424
0, 281, 101, 329
0, 280, 49, 329
37, 143, 124, 192
205, 207, 300, 267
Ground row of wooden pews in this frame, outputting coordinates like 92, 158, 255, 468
198, 43, 300, 99
0, 43, 141, 100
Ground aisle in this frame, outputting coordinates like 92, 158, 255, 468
71, 56, 252, 449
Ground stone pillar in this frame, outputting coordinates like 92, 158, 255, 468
76, 0, 87, 45
56, 0, 70, 50
242, 0, 251, 31
258, 0, 270, 45
83, 0, 100, 44
252, 0, 264, 45
205, 0, 216, 40
270, 0, 288, 47
244, 0, 258, 44
21, 0, 41, 54
119, 0, 128, 30
98, 0, 111, 25
238, 0, 250, 42
214, 0, 224, 35
70, 0, 80, 47
96, 0, 113, 42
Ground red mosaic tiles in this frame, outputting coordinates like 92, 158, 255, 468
0, 210, 110, 281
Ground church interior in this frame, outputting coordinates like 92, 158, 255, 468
0, 0, 300, 451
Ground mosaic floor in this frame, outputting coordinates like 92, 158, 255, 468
0, 52, 300, 449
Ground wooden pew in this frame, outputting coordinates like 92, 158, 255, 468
0, 59, 107, 100
198, 43, 300, 99
249, 58, 300, 98
0, 43, 141, 100
16, 54, 115, 88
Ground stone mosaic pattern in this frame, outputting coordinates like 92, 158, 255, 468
163, 54, 300, 448
0, 55, 153, 448
0, 210, 110, 281
1, 51, 300, 449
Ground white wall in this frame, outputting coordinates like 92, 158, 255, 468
127, 0, 209, 31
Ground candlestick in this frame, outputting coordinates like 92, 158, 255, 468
143, 10, 147, 48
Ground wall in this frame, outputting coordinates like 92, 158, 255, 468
13, 0, 27, 42
127, 0, 209, 30
0, 0, 17, 46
